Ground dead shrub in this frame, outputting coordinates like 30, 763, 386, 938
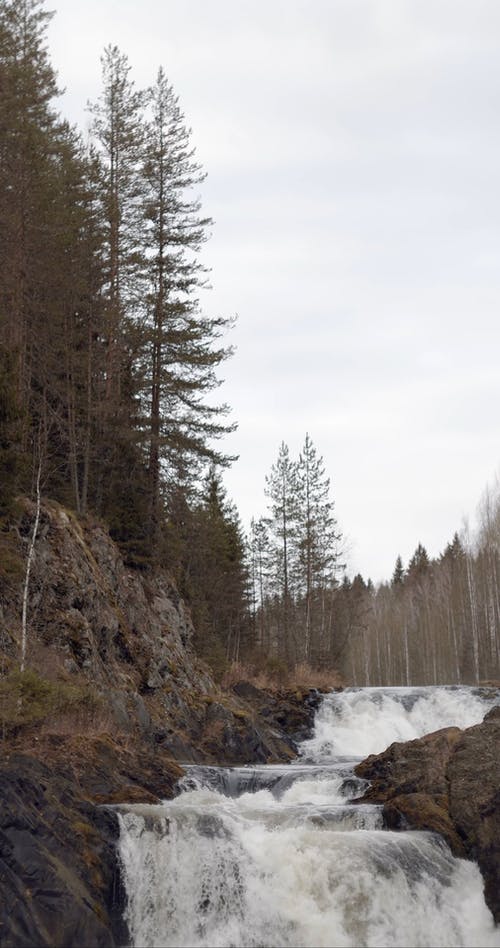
221, 658, 343, 693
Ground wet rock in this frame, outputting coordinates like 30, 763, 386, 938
0, 735, 184, 947
447, 709, 500, 923
231, 682, 323, 745
0, 755, 124, 948
355, 713, 500, 923
199, 698, 297, 764
355, 726, 462, 801
383, 792, 466, 856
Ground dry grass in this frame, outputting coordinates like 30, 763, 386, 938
0, 668, 105, 738
221, 660, 343, 693
41, 705, 117, 739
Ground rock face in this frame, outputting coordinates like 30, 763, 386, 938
0, 499, 325, 946
0, 738, 183, 948
355, 708, 500, 923
0, 500, 306, 764
231, 680, 322, 745
448, 706, 500, 923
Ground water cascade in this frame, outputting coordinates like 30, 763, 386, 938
117, 686, 500, 948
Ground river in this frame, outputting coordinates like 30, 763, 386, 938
117, 685, 500, 948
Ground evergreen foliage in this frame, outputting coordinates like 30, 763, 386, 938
392, 555, 405, 586
0, 0, 244, 671
250, 436, 344, 669
0, 2, 235, 546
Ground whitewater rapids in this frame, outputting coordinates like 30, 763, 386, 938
117, 685, 500, 948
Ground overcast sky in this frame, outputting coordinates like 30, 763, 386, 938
48, 0, 500, 583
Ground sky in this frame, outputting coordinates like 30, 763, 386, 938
47, 0, 500, 583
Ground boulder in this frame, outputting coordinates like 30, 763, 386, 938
355, 709, 500, 922
447, 706, 500, 923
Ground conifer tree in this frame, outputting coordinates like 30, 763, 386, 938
265, 441, 298, 665
0, 347, 23, 519
392, 555, 405, 586
89, 44, 145, 406
247, 517, 272, 653
186, 468, 246, 672
0, 0, 106, 513
0, 0, 61, 419
141, 68, 235, 539
406, 543, 430, 583
87, 45, 148, 544
294, 433, 342, 663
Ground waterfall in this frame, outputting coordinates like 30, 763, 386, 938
117, 685, 500, 948
299, 684, 500, 759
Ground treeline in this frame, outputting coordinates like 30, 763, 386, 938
243, 439, 500, 686
0, 0, 248, 669
337, 483, 500, 686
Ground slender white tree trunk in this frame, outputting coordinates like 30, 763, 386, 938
21, 457, 42, 672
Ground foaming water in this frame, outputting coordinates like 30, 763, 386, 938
117, 685, 500, 948
301, 685, 500, 760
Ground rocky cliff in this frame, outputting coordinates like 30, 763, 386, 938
0, 498, 316, 761
0, 499, 322, 947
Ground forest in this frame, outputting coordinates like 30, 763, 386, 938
1, 0, 499, 688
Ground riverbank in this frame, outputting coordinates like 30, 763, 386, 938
0, 680, 326, 947
0, 497, 337, 946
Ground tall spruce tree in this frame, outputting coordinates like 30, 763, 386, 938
88, 46, 148, 546
186, 468, 247, 673
392, 555, 405, 587
0, 0, 60, 430
141, 68, 235, 542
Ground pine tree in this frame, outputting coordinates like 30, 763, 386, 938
141, 68, 235, 539
89, 44, 145, 406
265, 442, 298, 665
247, 516, 272, 654
87, 45, 149, 546
0, 0, 106, 512
294, 433, 342, 663
31, 125, 106, 513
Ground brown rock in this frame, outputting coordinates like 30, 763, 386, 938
383, 792, 466, 857
355, 726, 462, 801
355, 710, 500, 923
447, 709, 500, 922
